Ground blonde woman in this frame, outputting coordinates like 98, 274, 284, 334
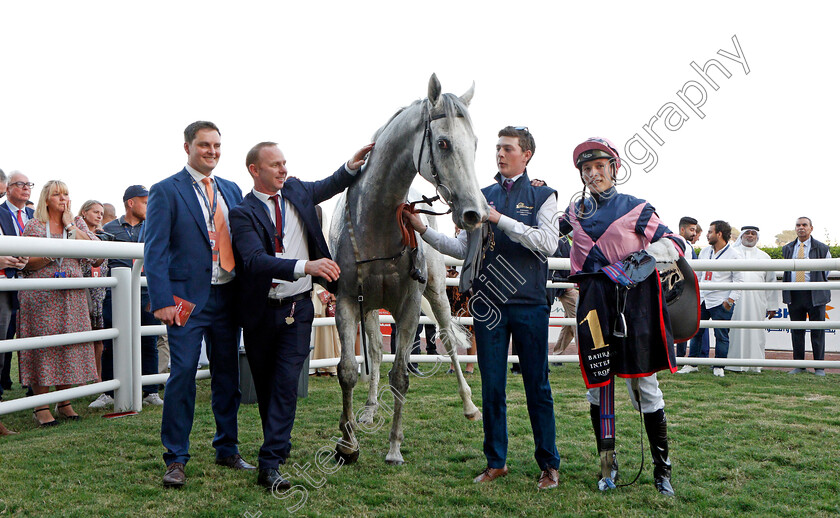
20, 181, 99, 426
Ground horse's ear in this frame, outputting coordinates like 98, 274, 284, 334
428, 73, 442, 104
459, 81, 475, 106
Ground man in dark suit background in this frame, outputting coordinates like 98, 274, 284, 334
230, 140, 372, 490
782, 217, 832, 376
0, 170, 34, 396
145, 121, 254, 488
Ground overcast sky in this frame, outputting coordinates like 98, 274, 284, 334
1, 1, 837, 247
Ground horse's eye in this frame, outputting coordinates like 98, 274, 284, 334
437, 138, 450, 150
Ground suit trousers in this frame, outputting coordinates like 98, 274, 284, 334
473, 303, 559, 471
162, 283, 241, 466
243, 297, 314, 470
788, 291, 826, 361
0, 292, 13, 395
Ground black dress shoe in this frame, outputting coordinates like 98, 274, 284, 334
215, 454, 257, 471
163, 462, 186, 488
257, 468, 292, 491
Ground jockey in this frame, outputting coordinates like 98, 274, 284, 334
558, 137, 679, 496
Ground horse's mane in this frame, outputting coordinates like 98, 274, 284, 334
371, 93, 474, 142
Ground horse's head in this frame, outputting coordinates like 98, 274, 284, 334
416, 74, 488, 232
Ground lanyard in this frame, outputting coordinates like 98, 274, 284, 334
8, 206, 24, 234
123, 220, 144, 242
711, 244, 729, 260
265, 193, 286, 237
192, 177, 219, 231
279, 193, 286, 236
44, 220, 66, 269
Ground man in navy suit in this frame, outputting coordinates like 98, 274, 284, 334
782, 217, 832, 376
230, 140, 372, 490
145, 121, 254, 488
0, 170, 34, 396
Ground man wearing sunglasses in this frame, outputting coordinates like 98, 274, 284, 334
404, 126, 561, 490
0, 170, 33, 396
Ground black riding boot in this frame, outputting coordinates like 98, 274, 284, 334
590, 404, 618, 489
644, 408, 675, 497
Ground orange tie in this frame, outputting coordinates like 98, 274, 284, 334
201, 178, 235, 272
795, 242, 805, 283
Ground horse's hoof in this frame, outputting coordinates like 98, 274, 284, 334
385, 458, 405, 466
334, 446, 360, 465
465, 410, 482, 421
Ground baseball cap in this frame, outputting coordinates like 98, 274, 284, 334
123, 185, 149, 202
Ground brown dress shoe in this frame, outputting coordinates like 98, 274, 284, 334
163, 462, 186, 488
537, 467, 559, 490
473, 465, 509, 483
215, 454, 257, 471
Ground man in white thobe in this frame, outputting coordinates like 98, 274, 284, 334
726, 226, 778, 373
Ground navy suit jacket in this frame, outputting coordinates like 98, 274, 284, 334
144, 168, 243, 315
0, 202, 35, 280
229, 165, 355, 330
781, 237, 831, 307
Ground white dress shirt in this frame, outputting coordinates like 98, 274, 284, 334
251, 189, 312, 299
186, 165, 234, 285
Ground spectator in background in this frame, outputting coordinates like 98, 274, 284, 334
90, 185, 162, 408
783, 217, 832, 376
674, 217, 697, 357
0, 168, 18, 436
311, 286, 340, 376
445, 263, 476, 374
679, 220, 743, 377
550, 235, 577, 357
727, 226, 777, 373
691, 224, 701, 246
78, 200, 109, 381
0, 171, 35, 395
19, 180, 99, 426
0, 169, 29, 406
102, 203, 117, 225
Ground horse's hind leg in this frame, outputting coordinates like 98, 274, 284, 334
335, 298, 361, 464
358, 310, 383, 425
426, 288, 482, 421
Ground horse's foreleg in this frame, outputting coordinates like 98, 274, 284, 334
384, 309, 418, 465
358, 310, 383, 426
335, 302, 361, 464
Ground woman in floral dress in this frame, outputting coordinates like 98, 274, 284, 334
19, 181, 99, 426
78, 200, 108, 381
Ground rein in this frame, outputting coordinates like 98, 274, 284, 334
343, 102, 464, 375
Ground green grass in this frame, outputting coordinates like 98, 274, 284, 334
1, 360, 839, 517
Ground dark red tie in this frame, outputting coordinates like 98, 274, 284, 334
270, 194, 283, 253
16, 209, 24, 233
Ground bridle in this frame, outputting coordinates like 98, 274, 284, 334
344, 100, 466, 374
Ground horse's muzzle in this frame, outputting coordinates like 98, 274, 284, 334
461, 210, 481, 229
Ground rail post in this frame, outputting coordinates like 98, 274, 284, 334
111, 267, 137, 412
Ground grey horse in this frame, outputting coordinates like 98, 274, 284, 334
329, 74, 488, 465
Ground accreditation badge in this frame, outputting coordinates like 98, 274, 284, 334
208, 230, 219, 263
